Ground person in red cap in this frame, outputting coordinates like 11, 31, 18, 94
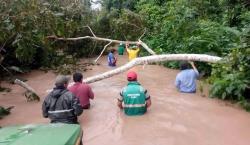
117, 71, 152, 116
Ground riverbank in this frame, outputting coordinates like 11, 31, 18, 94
1, 55, 250, 145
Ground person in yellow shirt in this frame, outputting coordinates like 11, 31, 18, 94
126, 43, 140, 61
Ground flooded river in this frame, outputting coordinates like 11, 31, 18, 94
1, 55, 250, 145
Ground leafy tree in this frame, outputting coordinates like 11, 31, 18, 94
0, 0, 95, 69
209, 47, 250, 110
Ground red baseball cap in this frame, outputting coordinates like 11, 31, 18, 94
127, 71, 137, 81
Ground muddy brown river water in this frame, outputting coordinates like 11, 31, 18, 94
1, 55, 250, 145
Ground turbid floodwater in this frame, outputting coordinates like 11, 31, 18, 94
1, 54, 250, 145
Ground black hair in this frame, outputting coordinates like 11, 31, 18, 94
110, 49, 116, 53
180, 61, 189, 70
73, 72, 83, 82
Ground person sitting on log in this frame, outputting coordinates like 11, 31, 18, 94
118, 71, 152, 116
108, 49, 117, 67
175, 61, 199, 93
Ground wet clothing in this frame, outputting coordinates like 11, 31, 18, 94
108, 52, 116, 66
68, 82, 94, 109
118, 45, 125, 55
127, 48, 140, 61
119, 81, 150, 116
42, 86, 83, 124
175, 69, 199, 93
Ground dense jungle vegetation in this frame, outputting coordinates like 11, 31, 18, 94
0, 0, 249, 110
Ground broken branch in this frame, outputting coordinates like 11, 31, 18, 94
94, 41, 112, 63
14, 79, 40, 101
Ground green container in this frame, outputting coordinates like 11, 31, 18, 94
0, 124, 82, 145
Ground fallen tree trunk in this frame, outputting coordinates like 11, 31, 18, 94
14, 79, 40, 101
83, 54, 222, 84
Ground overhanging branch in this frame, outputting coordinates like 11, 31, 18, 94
46, 26, 156, 62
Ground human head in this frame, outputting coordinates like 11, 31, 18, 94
55, 75, 70, 87
179, 61, 189, 70
110, 49, 116, 53
73, 72, 83, 83
131, 45, 137, 50
127, 71, 137, 81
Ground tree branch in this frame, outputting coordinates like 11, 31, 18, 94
83, 54, 222, 84
138, 28, 147, 40
14, 79, 40, 101
139, 40, 156, 55
46, 26, 156, 57
94, 41, 112, 63
83, 25, 96, 37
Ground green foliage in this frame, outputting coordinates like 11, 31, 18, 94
209, 48, 250, 110
135, 0, 250, 75
93, 9, 145, 41
134, 0, 250, 110
102, 0, 139, 11
0, 0, 95, 68
0, 0, 249, 110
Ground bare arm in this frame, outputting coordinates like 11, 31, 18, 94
88, 86, 94, 99
189, 61, 199, 76
189, 61, 197, 71
118, 89, 124, 109
146, 98, 151, 108
126, 43, 129, 52
117, 100, 123, 109
144, 89, 151, 108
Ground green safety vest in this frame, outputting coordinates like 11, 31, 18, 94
122, 82, 147, 116
118, 45, 124, 55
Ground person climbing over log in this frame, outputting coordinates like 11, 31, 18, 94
118, 71, 151, 116
108, 49, 117, 67
118, 43, 125, 55
126, 43, 140, 61
68, 72, 94, 109
175, 61, 199, 93
42, 75, 83, 124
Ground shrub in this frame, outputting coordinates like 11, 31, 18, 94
209, 48, 250, 110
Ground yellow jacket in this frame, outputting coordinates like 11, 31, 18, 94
127, 48, 140, 61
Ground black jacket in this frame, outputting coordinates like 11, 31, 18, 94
42, 86, 83, 124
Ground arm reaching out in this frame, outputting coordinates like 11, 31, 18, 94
146, 99, 151, 108
126, 43, 129, 52
189, 61, 199, 77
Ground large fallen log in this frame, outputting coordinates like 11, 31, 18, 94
14, 79, 40, 101
83, 54, 222, 84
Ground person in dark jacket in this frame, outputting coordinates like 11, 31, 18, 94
42, 75, 83, 124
